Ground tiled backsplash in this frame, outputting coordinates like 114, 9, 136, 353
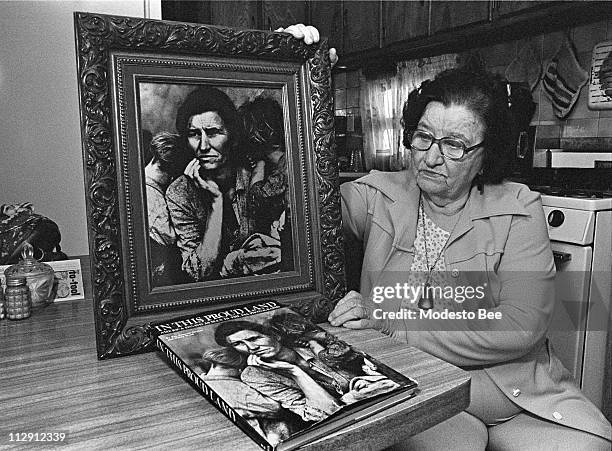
479, 18, 612, 150
333, 17, 612, 155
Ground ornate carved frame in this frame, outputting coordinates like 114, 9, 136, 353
74, 12, 345, 359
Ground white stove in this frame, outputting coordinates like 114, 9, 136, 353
541, 194, 612, 212
533, 187, 612, 411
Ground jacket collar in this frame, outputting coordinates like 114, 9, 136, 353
353, 171, 418, 250
352, 171, 530, 246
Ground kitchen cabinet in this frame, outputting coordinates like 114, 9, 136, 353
342, 1, 380, 54
163, 0, 306, 31
209, 0, 257, 29
491, 0, 550, 18
161, 1, 211, 24
382, 0, 429, 46
162, 1, 612, 69
430, 1, 490, 34
309, 0, 343, 53
262, 1, 308, 31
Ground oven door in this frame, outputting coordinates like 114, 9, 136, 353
547, 241, 592, 387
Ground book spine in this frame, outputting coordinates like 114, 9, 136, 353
156, 337, 273, 451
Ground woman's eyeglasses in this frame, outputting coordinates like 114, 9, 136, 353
410, 130, 484, 160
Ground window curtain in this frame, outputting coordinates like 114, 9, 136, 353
360, 54, 459, 170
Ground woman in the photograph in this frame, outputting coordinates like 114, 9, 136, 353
166, 86, 285, 281
214, 320, 342, 422
166, 86, 256, 281
144, 132, 190, 285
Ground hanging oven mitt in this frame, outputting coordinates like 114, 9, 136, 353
505, 41, 541, 91
542, 35, 588, 119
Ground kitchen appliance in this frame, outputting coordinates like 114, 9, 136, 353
531, 183, 612, 410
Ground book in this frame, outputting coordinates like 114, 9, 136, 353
151, 300, 418, 451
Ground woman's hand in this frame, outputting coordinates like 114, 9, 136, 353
276, 24, 338, 67
184, 158, 222, 197
248, 353, 341, 415
328, 290, 385, 330
248, 354, 299, 373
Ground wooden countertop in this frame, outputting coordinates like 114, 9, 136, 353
0, 299, 470, 450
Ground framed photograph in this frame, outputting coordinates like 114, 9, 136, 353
74, 12, 344, 359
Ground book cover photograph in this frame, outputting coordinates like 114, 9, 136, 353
151, 300, 418, 451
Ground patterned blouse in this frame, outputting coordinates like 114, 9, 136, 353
407, 209, 455, 310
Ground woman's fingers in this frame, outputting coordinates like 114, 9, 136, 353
328, 290, 360, 323
328, 291, 371, 326
342, 317, 377, 330
305, 25, 320, 44
192, 170, 222, 196
281, 24, 320, 44
329, 47, 338, 67
279, 24, 337, 67
283, 24, 306, 41
184, 158, 198, 177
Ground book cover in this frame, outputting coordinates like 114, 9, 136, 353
151, 300, 418, 451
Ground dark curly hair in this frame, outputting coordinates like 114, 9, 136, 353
175, 86, 244, 166
214, 320, 279, 348
238, 96, 285, 161
401, 67, 535, 185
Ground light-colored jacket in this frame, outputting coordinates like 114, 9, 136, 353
341, 170, 611, 440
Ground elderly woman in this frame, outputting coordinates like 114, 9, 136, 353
281, 25, 611, 448
326, 67, 612, 449
166, 86, 255, 281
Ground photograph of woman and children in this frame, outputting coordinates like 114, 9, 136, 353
140, 82, 294, 287
161, 309, 410, 447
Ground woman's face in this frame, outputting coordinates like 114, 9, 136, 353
410, 102, 485, 202
225, 329, 282, 359
187, 111, 231, 171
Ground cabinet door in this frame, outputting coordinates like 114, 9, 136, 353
210, 0, 258, 29
430, 1, 489, 34
262, 1, 308, 31
492, 0, 549, 18
309, 0, 343, 53
382, 0, 429, 46
161, 1, 211, 24
343, 0, 380, 54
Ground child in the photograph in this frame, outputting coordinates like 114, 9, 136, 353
144, 131, 191, 285
199, 347, 303, 446
238, 96, 294, 271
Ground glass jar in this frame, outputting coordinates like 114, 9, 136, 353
4, 243, 55, 307
5, 277, 31, 320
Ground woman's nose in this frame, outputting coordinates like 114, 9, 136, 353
424, 143, 444, 166
197, 134, 212, 153
245, 342, 258, 351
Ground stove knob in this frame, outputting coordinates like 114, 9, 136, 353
547, 210, 565, 227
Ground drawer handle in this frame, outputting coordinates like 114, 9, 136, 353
553, 251, 572, 263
